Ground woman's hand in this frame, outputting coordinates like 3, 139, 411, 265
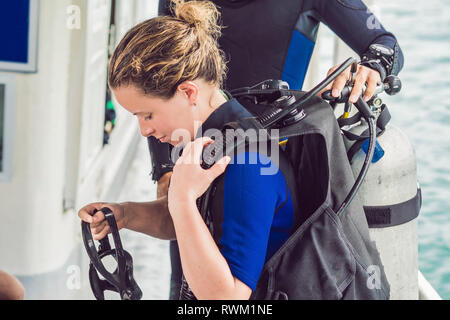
319, 64, 381, 103
168, 137, 231, 215
78, 202, 127, 240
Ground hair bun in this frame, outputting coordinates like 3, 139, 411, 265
171, 0, 222, 39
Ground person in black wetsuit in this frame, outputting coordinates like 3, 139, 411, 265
150, 0, 404, 299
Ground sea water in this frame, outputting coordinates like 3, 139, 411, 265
378, 0, 450, 299
317, 0, 450, 299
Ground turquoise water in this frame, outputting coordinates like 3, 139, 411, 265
318, 0, 450, 299
378, 0, 450, 299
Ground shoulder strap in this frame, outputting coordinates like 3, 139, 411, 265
340, 104, 391, 163
197, 130, 302, 243
365, 188, 422, 228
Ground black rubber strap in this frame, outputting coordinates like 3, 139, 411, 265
376, 104, 391, 131
147, 136, 175, 182
342, 105, 391, 142
365, 188, 422, 228
347, 139, 367, 164
360, 60, 387, 82
338, 112, 362, 128
342, 105, 391, 164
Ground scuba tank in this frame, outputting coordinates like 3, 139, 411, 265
180, 57, 392, 300
348, 119, 419, 300
323, 67, 421, 299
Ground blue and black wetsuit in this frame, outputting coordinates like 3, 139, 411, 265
152, 0, 404, 299
214, 0, 403, 90
195, 99, 295, 292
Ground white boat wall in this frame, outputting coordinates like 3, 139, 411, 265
0, 0, 157, 299
0, 0, 441, 300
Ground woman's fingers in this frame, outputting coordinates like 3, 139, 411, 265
178, 137, 214, 166
169, 138, 230, 212
209, 156, 232, 179
195, 137, 215, 161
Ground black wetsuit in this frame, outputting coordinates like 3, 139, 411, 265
152, 0, 404, 300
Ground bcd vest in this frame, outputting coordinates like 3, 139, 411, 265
186, 90, 390, 300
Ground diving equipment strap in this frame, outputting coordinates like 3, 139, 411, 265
364, 188, 422, 228
337, 105, 422, 228
360, 43, 401, 81
81, 208, 142, 300
339, 104, 392, 164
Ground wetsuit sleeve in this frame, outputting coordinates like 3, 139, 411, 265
310, 0, 404, 74
158, 0, 171, 16
218, 153, 290, 291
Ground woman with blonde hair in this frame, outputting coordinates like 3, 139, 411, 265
79, 0, 296, 300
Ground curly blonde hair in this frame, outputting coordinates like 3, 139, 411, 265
108, 0, 227, 99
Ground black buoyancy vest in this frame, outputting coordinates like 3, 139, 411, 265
197, 91, 390, 300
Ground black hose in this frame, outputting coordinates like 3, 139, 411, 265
336, 97, 377, 217
230, 56, 378, 218
260, 57, 357, 129
253, 56, 376, 217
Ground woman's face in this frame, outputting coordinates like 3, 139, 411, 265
113, 85, 197, 146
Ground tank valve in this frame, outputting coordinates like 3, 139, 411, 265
384, 75, 402, 96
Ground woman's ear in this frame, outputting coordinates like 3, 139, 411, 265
178, 81, 199, 106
